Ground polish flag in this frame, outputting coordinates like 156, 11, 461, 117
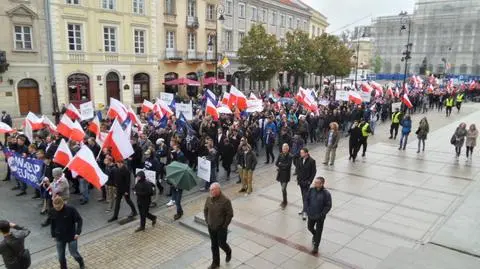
0, 122, 14, 134
229, 86, 247, 110
96, 132, 108, 148
371, 81, 383, 92
222, 92, 230, 106
386, 87, 394, 97
66, 145, 108, 189
152, 102, 164, 118
427, 84, 434, 93
156, 99, 174, 117
102, 119, 134, 161
249, 92, 259, 100
206, 99, 219, 120
127, 106, 143, 128
70, 121, 85, 142
361, 83, 374, 93
65, 103, 81, 121
57, 115, 74, 138
25, 112, 44, 130
348, 91, 363, 104
88, 115, 100, 136
469, 80, 476, 90
403, 83, 409, 95
42, 116, 57, 133
53, 139, 72, 167
401, 93, 413, 108
107, 98, 128, 123
394, 87, 400, 98
141, 100, 155, 113
23, 120, 33, 143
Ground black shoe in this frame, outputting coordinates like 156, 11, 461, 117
226, 252, 232, 263
80, 200, 88, 205
107, 217, 118, 223
2, 178, 9, 181
16, 191, 27, 196
311, 247, 319, 254
236, 180, 241, 184
264, 161, 269, 164
32, 194, 41, 199
97, 198, 106, 202
128, 213, 138, 218
238, 189, 246, 193
41, 221, 49, 227
134, 227, 145, 233
173, 214, 182, 221
11, 186, 20, 190
152, 218, 157, 227
388, 136, 393, 139
208, 264, 220, 269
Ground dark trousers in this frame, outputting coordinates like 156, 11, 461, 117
137, 201, 156, 228
281, 182, 288, 203
390, 123, 399, 138
265, 144, 275, 163
222, 161, 232, 177
349, 141, 359, 160
113, 193, 137, 219
208, 227, 231, 266
172, 188, 183, 215
307, 217, 325, 247
100, 186, 106, 200
56, 240, 84, 269
456, 102, 462, 112
359, 137, 368, 155
446, 106, 452, 117
4, 164, 10, 180
299, 185, 309, 212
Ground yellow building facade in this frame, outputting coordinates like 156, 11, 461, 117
158, 0, 221, 96
308, 8, 328, 38
50, 0, 159, 108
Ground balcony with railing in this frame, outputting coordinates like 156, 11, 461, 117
205, 19, 216, 30
186, 16, 199, 29
185, 50, 204, 62
205, 51, 215, 61
105, 54, 119, 63
164, 13, 177, 26
68, 52, 86, 62
224, 51, 237, 59
163, 50, 183, 62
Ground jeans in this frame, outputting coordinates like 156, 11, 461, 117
265, 144, 275, 163
369, 120, 376, 135
280, 182, 288, 203
15, 177, 27, 191
56, 240, 84, 269
399, 133, 409, 149
208, 227, 231, 266
307, 217, 325, 248
79, 178, 89, 202
172, 188, 183, 215
299, 185, 309, 212
417, 139, 425, 152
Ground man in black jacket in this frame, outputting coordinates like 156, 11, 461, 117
133, 171, 157, 232
306, 177, 332, 254
50, 197, 84, 269
0, 220, 30, 269
108, 161, 138, 222
296, 148, 316, 221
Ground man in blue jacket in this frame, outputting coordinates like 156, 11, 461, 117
306, 177, 332, 254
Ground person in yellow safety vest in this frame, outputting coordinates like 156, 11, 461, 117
359, 120, 372, 157
445, 95, 454, 117
389, 108, 402, 140
456, 92, 464, 113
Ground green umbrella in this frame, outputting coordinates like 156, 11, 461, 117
166, 161, 198, 191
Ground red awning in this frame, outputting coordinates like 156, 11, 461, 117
164, 77, 200, 86
203, 77, 230, 86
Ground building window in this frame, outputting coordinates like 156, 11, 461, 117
102, 0, 115, 10
312, 25, 315, 36
239, 3, 245, 18
303, 20, 307, 31
288, 16, 293, 28
261, 8, 267, 23
280, 14, 285, 27
296, 18, 300, 29
66, 0, 79, 4
187, 32, 196, 50
206, 4, 215, 20
166, 31, 175, 49
226, 0, 232, 15
134, 29, 145, 54
165, 0, 175, 14
207, 34, 214, 52
67, 23, 82, 51
103, 27, 117, 53
251, 6, 257, 21
133, 0, 145, 14
14, 25, 32, 50
187, 0, 196, 17
225, 30, 232, 51
271, 11, 276, 26
238, 31, 245, 47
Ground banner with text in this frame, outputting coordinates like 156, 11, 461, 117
160, 92, 174, 105
335, 90, 349, 101
135, 168, 156, 184
4, 150, 44, 189
175, 102, 193, 120
197, 157, 211, 182
80, 101, 94, 121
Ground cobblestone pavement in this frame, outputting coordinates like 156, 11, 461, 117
2, 103, 480, 269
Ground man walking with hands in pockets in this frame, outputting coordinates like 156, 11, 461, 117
306, 177, 332, 254
204, 183, 234, 269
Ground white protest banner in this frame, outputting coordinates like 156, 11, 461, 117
318, 99, 330, 107
392, 102, 402, 111
80, 101, 94, 121
175, 102, 193, 120
246, 99, 263, 112
361, 92, 372, 102
160, 92, 174, 105
135, 169, 156, 184
335, 90, 349, 101
197, 157, 211, 182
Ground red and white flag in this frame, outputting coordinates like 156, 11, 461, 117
102, 119, 134, 161
402, 83, 409, 95
206, 98, 219, 120
427, 84, 434, 93
371, 81, 383, 91
0, 122, 14, 134
107, 98, 128, 123
88, 115, 100, 136
70, 121, 85, 142
469, 80, 476, 90
221, 92, 230, 106
23, 120, 33, 143
53, 139, 72, 167
249, 92, 259, 100
57, 115, 74, 138
361, 83, 374, 93
229, 86, 247, 110
25, 112, 44, 130
156, 99, 173, 118
348, 91, 362, 104
401, 93, 413, 108
42, 116, 57, 133
141, 100, 155, 113
66, 145, 108, 189
394, 87, 400, 98
127, 106, 143, 128
65, 103, 81, 121
386, 87, 394, 97
96, 132, 108, 148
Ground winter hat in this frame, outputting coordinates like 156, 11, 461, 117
52, 168, 63, 178
136, 171, 146, 181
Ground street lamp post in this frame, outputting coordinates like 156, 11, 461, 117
208, 5, 224, 94
400, 11, 412, 88
354, 32, 366, 89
